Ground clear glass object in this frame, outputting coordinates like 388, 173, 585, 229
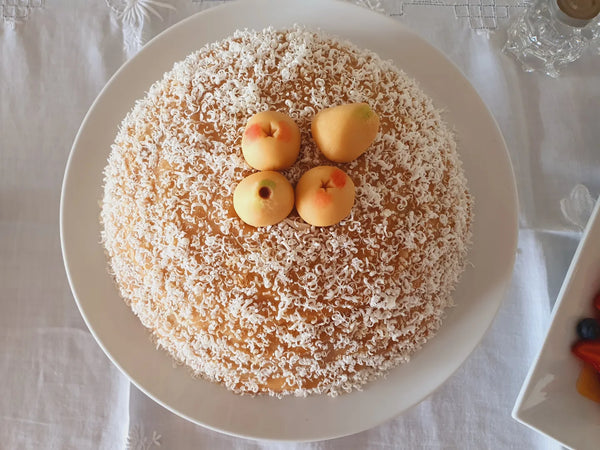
504, 0, 600, 77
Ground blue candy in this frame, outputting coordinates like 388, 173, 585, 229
577, 318, 600, 341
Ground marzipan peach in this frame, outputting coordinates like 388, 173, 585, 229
233, 171, 294, 227
295, 166, 355, 227
311, 103, 380, 163
241, 111, 301, 171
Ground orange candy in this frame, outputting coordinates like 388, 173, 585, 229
233, 171, 294, 227
241, 111, 301, 171
576, 363, 600, 403
295, 166, 355, 227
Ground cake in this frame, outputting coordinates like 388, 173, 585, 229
101, 26, 473, 397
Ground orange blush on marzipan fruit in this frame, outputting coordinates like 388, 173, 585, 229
241, 111, 301, 171
101, 26, 473, 397
295, 166, 355, 227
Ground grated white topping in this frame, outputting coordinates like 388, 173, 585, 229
101, 26, 473, 397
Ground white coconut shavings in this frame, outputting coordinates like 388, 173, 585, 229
101, 26, 472, 397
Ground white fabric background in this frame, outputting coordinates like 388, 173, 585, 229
1, 0, 599, 448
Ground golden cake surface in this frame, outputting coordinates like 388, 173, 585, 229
101, 26, 473, 396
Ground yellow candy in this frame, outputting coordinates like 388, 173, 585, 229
241, 111, 301, 171
311, 103, 380, 163
295, 166, 355, 227
233, 171, 294, 227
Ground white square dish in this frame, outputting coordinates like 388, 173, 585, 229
513, 198, 600, 450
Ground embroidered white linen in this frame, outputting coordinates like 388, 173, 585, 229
1, 0, 599, 448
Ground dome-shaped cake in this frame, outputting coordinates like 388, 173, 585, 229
101, 26, 473, 397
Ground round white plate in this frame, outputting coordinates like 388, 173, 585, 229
60, 0, 518, 442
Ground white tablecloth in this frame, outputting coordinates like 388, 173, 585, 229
2, 0, 599, 448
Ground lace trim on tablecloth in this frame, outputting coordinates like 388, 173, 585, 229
388, 0, 531, 31
1, 0, 43, 26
